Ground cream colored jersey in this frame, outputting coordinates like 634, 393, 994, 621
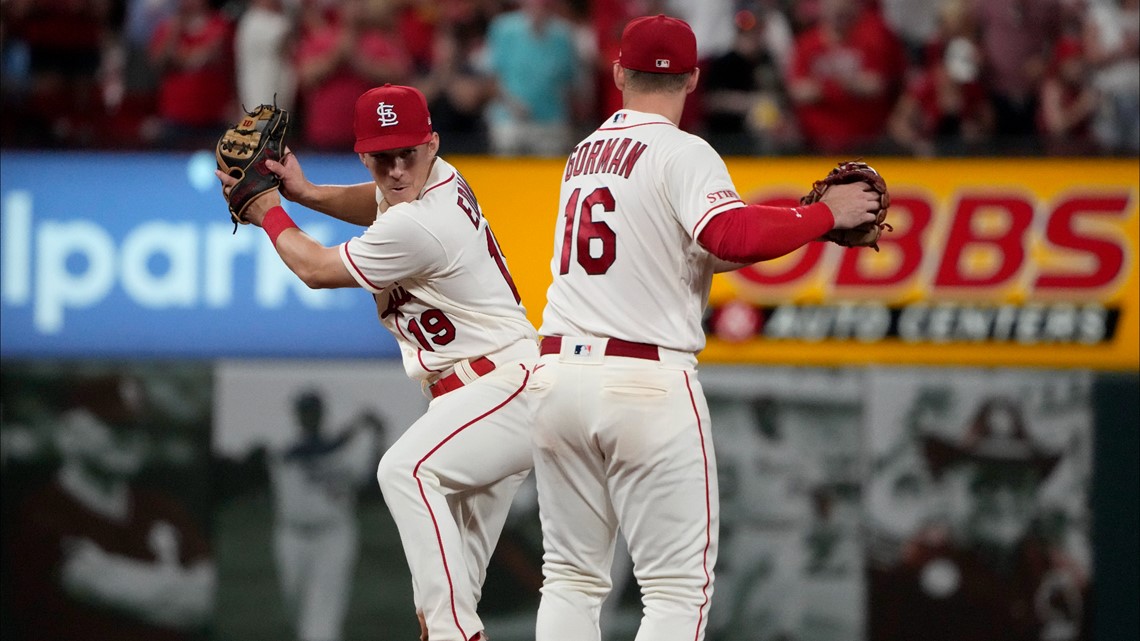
539, 109, 746, 353
340, 157, 537, 380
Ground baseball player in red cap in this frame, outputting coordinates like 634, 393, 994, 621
216, 84, 537, 641
528, 15, 880, 641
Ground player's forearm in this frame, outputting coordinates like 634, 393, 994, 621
698, 202, 834, 263
265, 208, 357, 289
293, 182, 379, 226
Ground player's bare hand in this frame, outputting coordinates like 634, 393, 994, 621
214, 169, 280, 227
820, 181, 881, 230
264, 146, 309, 203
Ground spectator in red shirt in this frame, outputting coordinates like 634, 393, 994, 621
293, 0, 412, 150
970, 0, 1062, 152
1038, 36, 1100, 155
148, 0, 235, 148
888, 0, 994, 156
787, 0, 907, 154
4, 0, 114, 144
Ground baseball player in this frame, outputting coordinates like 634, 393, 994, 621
527, 15, 881, 641
268, 390, 380, 641
216, 84, 537, 641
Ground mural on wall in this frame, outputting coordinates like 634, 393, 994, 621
863, 368, 1092, 641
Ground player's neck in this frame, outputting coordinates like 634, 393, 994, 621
621, 94, 685, 126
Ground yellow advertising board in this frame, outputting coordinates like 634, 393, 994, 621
458, 156, 1139, 370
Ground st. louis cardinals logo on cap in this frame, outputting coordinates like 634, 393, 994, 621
354, 84, 434, 153
377, 102, 399, 127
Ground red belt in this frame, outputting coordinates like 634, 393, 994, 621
427, 357, 496, 399
540, 336, 660, 361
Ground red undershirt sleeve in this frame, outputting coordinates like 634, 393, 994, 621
697, 202, 835, 263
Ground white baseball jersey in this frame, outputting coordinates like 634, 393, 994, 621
340, 157, 537, 380
539, 109, 746, 352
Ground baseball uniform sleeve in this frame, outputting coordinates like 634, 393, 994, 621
663, 137, 746, 240
340, 209, 447, 293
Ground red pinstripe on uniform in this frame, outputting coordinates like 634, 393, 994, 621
683, 370, 714, 641
341, 242, 382, 291
598, 120, 672, 131
691, 199, 746, 237
422, 172, 455, 197
412, 365, 530, 640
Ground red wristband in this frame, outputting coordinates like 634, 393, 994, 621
262, 206, 298, 247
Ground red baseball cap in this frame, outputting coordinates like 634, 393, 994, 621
618, 14, 697, 74
353, 84, 433, 153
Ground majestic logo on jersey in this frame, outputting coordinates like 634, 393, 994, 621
376, 102, 399, 127
655, 59, 671, 69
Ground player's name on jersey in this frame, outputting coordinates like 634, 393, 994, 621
563, 137, 649, 182
705, 300, 1118, 345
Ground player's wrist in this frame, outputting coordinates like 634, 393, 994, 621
263, 206, 299, 246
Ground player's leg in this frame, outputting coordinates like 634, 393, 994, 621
602, 362, 720, 641
376, 361, 533, 641
450, 467, 532, 601
273, 526, 305, 631
531, 360, 620, 641
298, 522, 358, 641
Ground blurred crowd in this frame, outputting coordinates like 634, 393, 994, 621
1, 0, 1137, 157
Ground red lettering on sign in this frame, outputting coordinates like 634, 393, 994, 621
934, 195, 1034, 288
835, 196, 932, 287
1036, 194, 1129, 290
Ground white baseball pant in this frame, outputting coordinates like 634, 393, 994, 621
529, 337, 719, 641
376, 356, 534, 641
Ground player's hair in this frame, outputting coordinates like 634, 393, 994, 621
623, 69, 694, 94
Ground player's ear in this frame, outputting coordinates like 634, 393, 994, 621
427, 132, 440, 156
685, 68, 700, 95
613, 63, 625, 91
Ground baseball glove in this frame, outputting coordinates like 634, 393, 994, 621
216, 103, 290, 229
800, 159, 891, 251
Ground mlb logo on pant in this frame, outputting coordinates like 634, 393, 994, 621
573, 344, 593, 356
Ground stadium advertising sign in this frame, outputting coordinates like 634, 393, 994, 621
0, 152, 399, 358
704, 159, 1138, 370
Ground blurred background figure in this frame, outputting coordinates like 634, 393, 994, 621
786, 0, 907, 154
418, 2, 497, 153
293, 0, 411, 150
235, 0, 298, 111
146, 0, 236, 148
703, 2, 796, 155
1037, 36, 1100, 155
887, 0, 994, 156
2, 0, 114, 146
484, 0, 580, 156
268, 389, 382, 641
970, 0, 1062, 154
1083, 0, 1140, 154
6, 376, 215, 641
868, 397, 1089, 641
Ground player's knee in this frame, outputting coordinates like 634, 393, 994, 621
375, 450, 414, 494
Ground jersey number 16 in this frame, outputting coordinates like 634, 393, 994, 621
559, 187, 616, 275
